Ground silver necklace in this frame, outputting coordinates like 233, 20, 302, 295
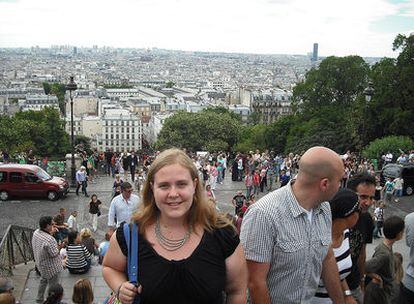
155, 217, 192, 251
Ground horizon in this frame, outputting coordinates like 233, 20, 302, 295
1, 0, 414, 58
0, 45, 389, 59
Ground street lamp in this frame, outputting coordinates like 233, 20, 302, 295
363, 82, 374, 102
361, 82, 374, 149
66, 76, 77, 187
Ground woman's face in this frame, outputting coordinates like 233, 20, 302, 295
152, 163, 197, 221
92, 195, 97, 202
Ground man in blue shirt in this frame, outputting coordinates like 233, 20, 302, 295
108, 182, 140, 228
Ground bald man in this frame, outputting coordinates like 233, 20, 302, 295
240, 147, 346, 304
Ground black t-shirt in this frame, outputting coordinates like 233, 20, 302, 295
116, 223, 239, 304
89, 200, 101, 214
346, 212, 374, 290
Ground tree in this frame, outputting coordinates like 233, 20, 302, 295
46, 83, 67, 115
202, 106, 242, 122
165, 81, 175, 88
362, 136, 414, 159
156, 111, 241, 152
42, 82, 51, 95
12, 107, 70, 157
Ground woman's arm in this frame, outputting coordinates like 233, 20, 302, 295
225, 244, 248, 304
102, 232, 140, 304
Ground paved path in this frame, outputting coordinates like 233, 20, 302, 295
3, 172, 413, 302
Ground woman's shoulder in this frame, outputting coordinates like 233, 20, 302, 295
207, 225, 240, 258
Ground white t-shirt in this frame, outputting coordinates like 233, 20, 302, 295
67, 215, 77, 231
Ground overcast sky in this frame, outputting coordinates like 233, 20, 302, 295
0, 0, 413, 57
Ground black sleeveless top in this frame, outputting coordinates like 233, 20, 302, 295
116, 223, 239, 304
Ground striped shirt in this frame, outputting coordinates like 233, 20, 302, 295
65, 244, 92, 270
311, 230, 352, 303
32, 229, 63, 279
240, 181, 332, 304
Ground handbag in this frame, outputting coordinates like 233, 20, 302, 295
103, 222, 140, 304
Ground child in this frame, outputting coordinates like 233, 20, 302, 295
373, 201, 385, 238
364, 216, 405, 304
72, 279, 94, 304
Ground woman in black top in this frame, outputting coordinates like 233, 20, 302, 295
103, 148, 247, 304
88, 194, 101, 232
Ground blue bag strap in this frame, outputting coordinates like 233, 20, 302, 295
129, 223, 139, 284
123, 222, 140, 304
122, 222, 131, 278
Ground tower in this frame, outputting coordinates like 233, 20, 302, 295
312, 43, 318, 62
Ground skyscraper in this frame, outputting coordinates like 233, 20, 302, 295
312, 43, 318, 62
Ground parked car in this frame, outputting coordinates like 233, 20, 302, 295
0, 164, 69, 201
380, 163, 414, 196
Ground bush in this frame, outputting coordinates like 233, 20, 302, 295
362, 136, 414, 159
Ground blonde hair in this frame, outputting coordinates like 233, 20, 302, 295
72, 279, 94, 304
80, 228, 92, 239
131, 148, 232, 233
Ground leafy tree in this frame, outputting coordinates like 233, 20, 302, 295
235, 124, 267, 152
264, 115, 296, 154
165, 81, 175, 88
293, 56, 369, 115
247, 111, 261, 125
42, 82, 51, 95
156, 111, 241, 152
202, 106, 242, 122
12, 107, 70, 157
48, 83, 66, 114
362, 136, 414, 159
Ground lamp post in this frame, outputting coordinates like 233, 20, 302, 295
362, 82, 374, 147
66, 76, 77, 187
363, 82, 374, 103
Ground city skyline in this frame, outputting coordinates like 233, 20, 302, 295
0, 0, 413, 58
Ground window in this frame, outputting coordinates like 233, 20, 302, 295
0, 171, 7, 182
10, 172, 22, 183
25, 172, 39, 183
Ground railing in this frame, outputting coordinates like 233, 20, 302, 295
0, 225, 35, 277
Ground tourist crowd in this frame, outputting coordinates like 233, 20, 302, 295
1, 146, 414, 304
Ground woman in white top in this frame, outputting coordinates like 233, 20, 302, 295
311, 188, 360, 304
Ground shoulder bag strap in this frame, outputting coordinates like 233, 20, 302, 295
123, 222, 140, 304
129, 223, 139, 284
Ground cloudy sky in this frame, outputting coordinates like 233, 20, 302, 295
0, 0, 413, 57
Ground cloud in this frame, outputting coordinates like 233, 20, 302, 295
0, 0, 410, 57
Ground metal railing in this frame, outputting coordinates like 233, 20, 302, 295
0, 225, 35, 277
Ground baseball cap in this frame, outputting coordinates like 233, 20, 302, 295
0, 278, 13, 293
329, 188, 359, 220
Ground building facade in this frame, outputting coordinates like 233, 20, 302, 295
251, 89, 292, 124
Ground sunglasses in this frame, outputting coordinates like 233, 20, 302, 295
357, 194, 376, 201
124, 189, 133, 193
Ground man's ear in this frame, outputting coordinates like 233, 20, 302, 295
320, 178, 329, 192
